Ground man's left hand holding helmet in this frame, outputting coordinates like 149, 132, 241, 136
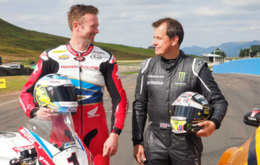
196, 120, 216, 137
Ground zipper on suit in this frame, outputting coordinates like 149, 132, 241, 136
78, 52, 83, 136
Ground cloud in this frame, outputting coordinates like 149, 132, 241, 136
0, 0, 9, 3
194, 7, 228, 17
0, 0, 259, 48
222, 0, 260, 9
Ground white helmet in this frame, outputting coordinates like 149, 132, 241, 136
33, 74, 78, 113
170, 91, 211, 134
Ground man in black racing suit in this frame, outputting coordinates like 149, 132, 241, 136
132, 18, 228, 165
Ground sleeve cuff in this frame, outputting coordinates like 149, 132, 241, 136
29, 107, 39, 118
112, 127, 122, 135
132, 139, 143, 146
210, 118, 220, 129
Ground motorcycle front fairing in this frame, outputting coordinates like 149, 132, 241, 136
19, 113, 93, 165
0, 132, 34, 164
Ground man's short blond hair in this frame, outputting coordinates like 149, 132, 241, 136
67, 4, 98, 31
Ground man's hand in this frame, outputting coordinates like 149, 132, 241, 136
103, 132, 119, 157
196, 120, 216, 137
133, 144, 147, 165
35, 108, 59, 120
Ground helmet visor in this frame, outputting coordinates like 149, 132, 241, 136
47, 85, 77, 102
172, 105, 203, 122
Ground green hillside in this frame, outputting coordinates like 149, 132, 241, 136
0, 18, 154, 64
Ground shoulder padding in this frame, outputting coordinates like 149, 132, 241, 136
140, 58, 153, 74
192, 58, 207, 76
94, 45, 114, 63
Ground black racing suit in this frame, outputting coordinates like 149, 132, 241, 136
132, 51, 228, 165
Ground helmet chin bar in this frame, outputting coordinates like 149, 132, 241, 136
171, 116, 187, 134
170, 116, 201, 134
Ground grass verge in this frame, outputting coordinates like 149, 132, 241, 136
0, 75, 29, 94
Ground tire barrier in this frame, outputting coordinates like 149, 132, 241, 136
0, 67, 33, 76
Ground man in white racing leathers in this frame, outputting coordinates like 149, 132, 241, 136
19, 5, 128, 165
132, 18, 228, 165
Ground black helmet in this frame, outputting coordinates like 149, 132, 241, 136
33, 74, 78, 113
244, 108, 260, 127
170, 91, 211, 134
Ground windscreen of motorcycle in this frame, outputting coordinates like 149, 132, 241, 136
23, 114, 83, 155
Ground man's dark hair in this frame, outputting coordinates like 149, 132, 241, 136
152, 17, 184, 46
67, 4, 99, 31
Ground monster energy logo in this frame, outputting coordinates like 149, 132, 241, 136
178, 72, 186, 82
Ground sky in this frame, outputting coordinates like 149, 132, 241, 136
0, 0, 260, 49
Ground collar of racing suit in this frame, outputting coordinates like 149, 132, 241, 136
160, 50, 184, 70
66, 42, 94, 57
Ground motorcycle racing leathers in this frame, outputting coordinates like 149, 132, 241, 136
19, 43, 128, 165
132, 51, 228, 165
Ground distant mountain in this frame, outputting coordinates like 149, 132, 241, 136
182, 40, 260, 57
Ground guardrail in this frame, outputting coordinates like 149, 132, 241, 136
213, 58, 260, 75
